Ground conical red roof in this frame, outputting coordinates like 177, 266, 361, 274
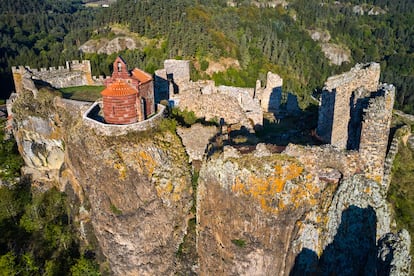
101, 80, 137, 96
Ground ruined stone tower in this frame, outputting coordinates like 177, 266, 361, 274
316, 63, 395, 182
316, 63, 381, 149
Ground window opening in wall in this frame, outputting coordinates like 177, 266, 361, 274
117, 62, 122, 72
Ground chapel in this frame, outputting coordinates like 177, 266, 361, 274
101, 56, 155, 124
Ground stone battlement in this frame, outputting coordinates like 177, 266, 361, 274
12, 60, 96, 93
12, 60, 91, 76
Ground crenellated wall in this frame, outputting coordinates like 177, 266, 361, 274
12, 60, 97, 93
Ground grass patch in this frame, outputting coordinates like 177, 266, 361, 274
190, 170, 199, 214
231, 239, 246, 248
59, 86, 104, 102
109, 204, 122, 215
171, 107, 198, 127
388, 141, 414, 266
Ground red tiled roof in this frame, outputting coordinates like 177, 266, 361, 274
101, 80, 137, 96
131, 68, 152, 83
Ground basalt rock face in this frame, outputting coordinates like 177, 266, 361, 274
11, 88, 193, 275
9, 82, 411, 274
197, 150, 326, 275
66, 124, 193, 275
11, 89, 66, 189
197, 145, 411, 275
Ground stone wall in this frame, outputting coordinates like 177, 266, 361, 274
216, 85, 262, 126
155, 59, 264, 128
359, 85, 395, 183
284, 144, 363, 179
382, 126, 409, 190
315, 63, 396, 183
316, 63, 381, 148
305, 83, 395, 184
12, 60, 96, 92
83, 102, 166, 136
177, 92, 252, 127
257, 72, 283, 112
164, 59, 190, 84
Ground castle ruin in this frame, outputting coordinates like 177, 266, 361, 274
154, 60, 284, 129
12, 60, 95, 93
316, 62, 395, 182
316, 63, 382, 149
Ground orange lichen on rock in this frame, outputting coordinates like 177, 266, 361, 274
114, 162, 127, 180
137, 151, 157, 178
156, 181, 174, 199
364, 173, 382, 184
232, 162, 304, 213
288, 176, 319, 209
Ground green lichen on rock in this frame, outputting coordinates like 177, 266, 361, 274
12, 87, 61, 122
63, 117, 193, 275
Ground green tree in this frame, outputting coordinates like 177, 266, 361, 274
0, 252, 17, 276
70, 257, 101, 276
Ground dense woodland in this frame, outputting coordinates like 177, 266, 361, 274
0, 118, 101, 275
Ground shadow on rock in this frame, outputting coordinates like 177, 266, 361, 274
290, 205, 378, 276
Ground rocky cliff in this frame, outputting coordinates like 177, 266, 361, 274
197, 144, 411, 275
8, 78, 411, 275
11, 87, 193, 275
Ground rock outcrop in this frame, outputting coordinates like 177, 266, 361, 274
197, 149, 322, 275
177, 124, 218, 163
66, 124, 193, 275
8, 63, 411, 275
11, 84, 193, 275
198, 144, 411, 275
320, 43, 351, 66
80, 37, 138, 55
377, 230, 412, 276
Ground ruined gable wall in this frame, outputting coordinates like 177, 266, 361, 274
359, 85, 395, 183
258, 72, 283, 112
317, 63, 380, 149
177, 92, 252, 127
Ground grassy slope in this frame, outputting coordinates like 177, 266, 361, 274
59, 86, 104, 102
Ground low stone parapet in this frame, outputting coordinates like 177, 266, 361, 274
82, 102, 166, 136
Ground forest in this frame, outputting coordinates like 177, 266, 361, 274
0, 118, 101, 275
0, 0, 413, 111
